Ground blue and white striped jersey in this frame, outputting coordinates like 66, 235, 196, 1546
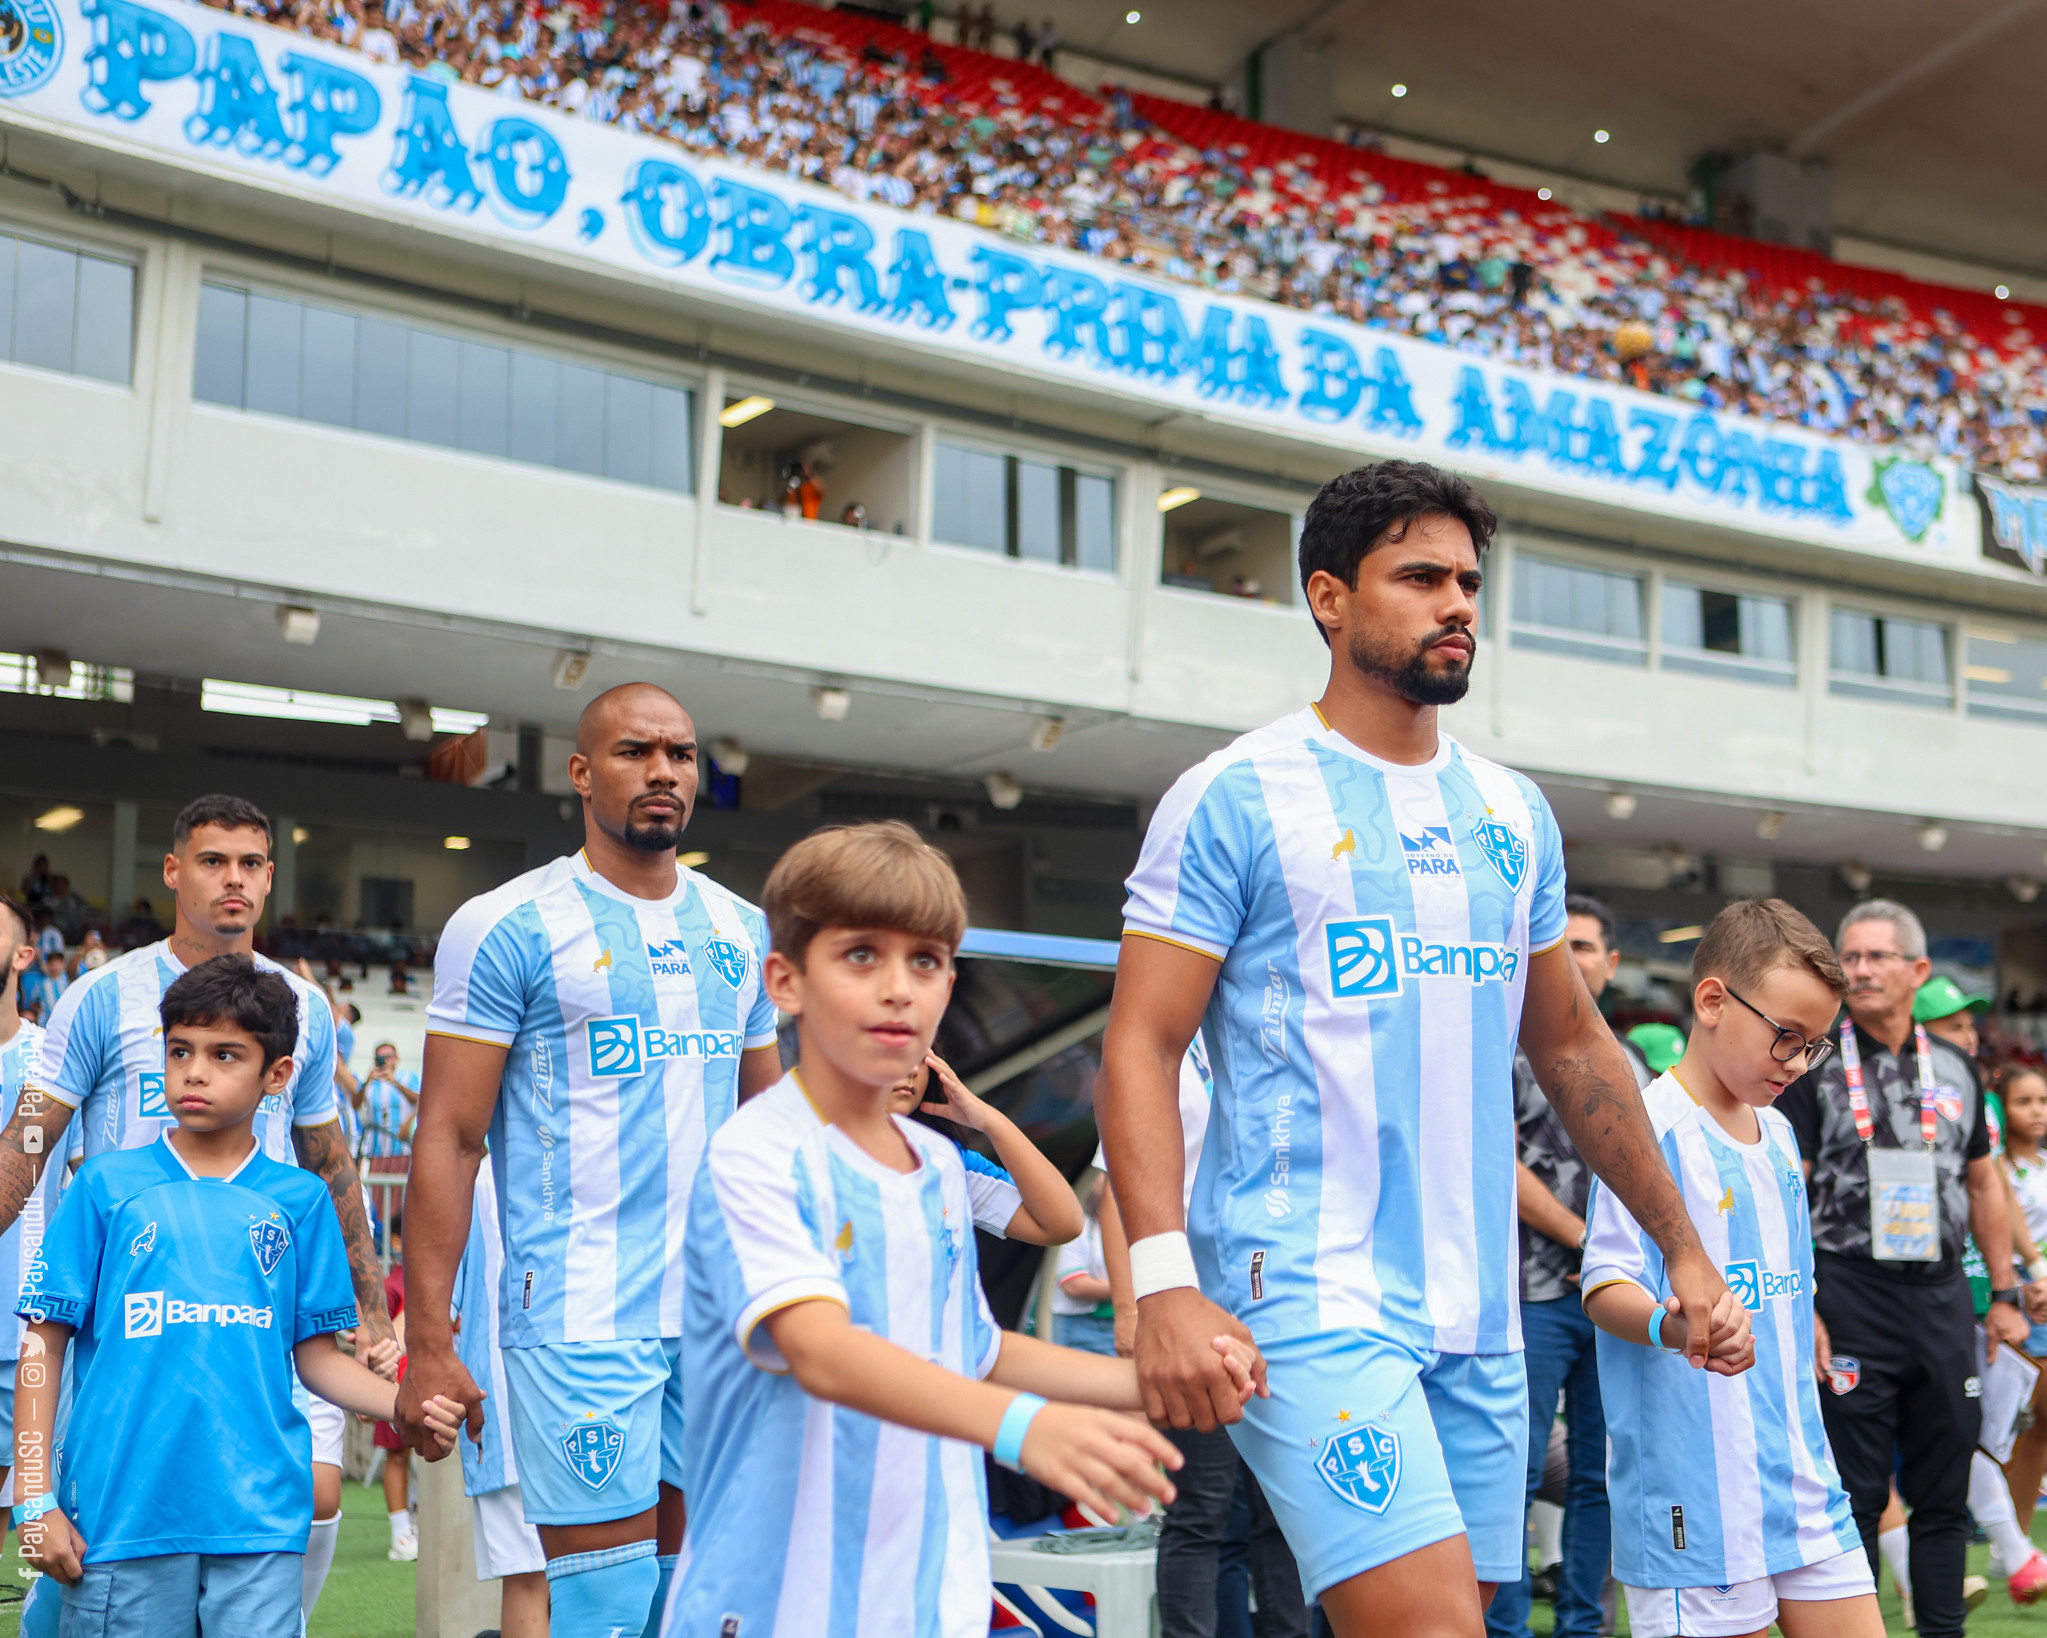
1582, 1073, 1860, 1587
1124, 708, 1566, 1355
0, 1021, 80, 1361
427, 851, 777, 1347
27, 942, 339, 1164
453, 1159, 517, 1496
672, 1073, 1003, 1638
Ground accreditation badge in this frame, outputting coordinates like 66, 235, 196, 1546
1868, 1146, 1940, 1262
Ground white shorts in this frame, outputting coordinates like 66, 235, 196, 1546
1623, 1547, 1875, 1637
472, 1483, 546, 1581
307, 1393, 346, 1468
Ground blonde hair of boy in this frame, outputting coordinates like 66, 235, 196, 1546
1690, 897, 1846, 999
763, 820, 970, 966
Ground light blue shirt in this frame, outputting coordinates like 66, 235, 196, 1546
27, 942, 338, 1163
22, 1135, 358, 1561
676, 1074, 1002, 1638
358, 1072, 418, 1159
1122, 709, 1567, 1355
427, 852, 777, 1346
1583, 1074, 1861, 1586
453, 1160, 517, 1496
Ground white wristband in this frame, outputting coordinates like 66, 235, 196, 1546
2028, 1257, 2047, 1284
1129, 1231, 1200, 1300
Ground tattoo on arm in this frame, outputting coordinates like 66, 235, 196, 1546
0, 1095, 69, 1239
293, 1121, 394, 1341
1543, 1053, 1702, 1263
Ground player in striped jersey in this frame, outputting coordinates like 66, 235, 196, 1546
453, 1159, 547, 1638
669, 822, 1226, 1638
398, 684, 782, 1638
1584, 899, 1876, 1638
1097, 461, 1748, 1638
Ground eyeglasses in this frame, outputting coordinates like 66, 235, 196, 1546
1724, 986, 1835, 1071
1839, 950, 1912, 970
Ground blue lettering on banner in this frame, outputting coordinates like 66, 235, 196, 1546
14, 0, 1961, 554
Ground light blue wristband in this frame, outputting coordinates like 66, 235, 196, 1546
12, 1492, 56, 1526
993, 1393, 1047, 1473
1645, 1307, 1670, 1350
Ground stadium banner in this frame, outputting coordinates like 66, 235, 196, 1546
1975, 471, 2047, 576
0, 0, 1973, 560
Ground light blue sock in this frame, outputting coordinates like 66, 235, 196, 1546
643, 1553, 679, 1637
19, 1574, 60, 1638
546, 1540, 660, 1638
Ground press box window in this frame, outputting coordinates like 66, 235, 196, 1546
1660, 583, 1795, 686
1160, 493, 1296, 604
1510, 555, 1645, 664
933, 442, 1117, 572
1964, 626, 2047, 724
1830, 609, 1951, 705
194, 282, 694, 494
0, 228, 134, 385
717, 399, 913, 534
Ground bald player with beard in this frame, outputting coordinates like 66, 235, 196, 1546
395, 685, 781, 1638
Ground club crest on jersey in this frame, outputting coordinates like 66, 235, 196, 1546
1327, 918, 1400, 999
1826, 1355, 1860, 1395
1933, 1085, 1964, 1124
1315, 1421, 1400, 1514
561, 1416, 626, 1490
1470, 814, 1528, 891
704, 938, 751, 989
249, 1214, 291, 1276
138, 1072, 168, 1118
1399, 827, 1460, 877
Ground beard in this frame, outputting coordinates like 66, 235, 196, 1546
1348, 623, 1474, 706
620, 815, 684, 853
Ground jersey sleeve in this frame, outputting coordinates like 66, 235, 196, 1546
1579, 1177, 1657, 1302
1054, 1231, 1091, 1288
291, 988, 339, 1128
1123, 763, 1254, 961
741, 904, 780, 1050
709, 1137, 847, 1372
1524, 782, 1569, 952
959, 1148, 1021, 1237
24, 971, 116, 1111
426, 902, 536, 1049
292, 1187, 360, 1341
19, 1168, 108, 1331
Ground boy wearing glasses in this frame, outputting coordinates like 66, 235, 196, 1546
1582, 899, 1880, 1638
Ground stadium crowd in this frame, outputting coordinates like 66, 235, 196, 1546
204, 0, 2047, 483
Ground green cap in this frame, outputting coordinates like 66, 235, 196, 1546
1913, 974, 1990, 1022
1628, 1022, 1687, 1075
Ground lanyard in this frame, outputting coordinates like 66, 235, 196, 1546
1839, 1018, 1939, 1149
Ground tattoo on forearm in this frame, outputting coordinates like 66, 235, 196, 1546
294, 1124, 393, 1337
0, 1094, 63, 1239
1546, 1053, 1701, 1260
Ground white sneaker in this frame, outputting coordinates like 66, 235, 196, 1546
387, 1532, 419, 1563
1901, 1587, 1915, 1630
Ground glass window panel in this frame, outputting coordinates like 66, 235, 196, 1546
508, 350, 558, 468
1660, 584, 1705, 652
299, 302, 357, 428
193, 283, 248, 408
650, 384, 693, 494
354, 316, 408, 436
244, 293, 303, 417
1075, 472, 1116, 571
1892, 618, 1949, 686
556, 362, 605, 475
1515, 557, 1640, 639
457, 339, 510, 457
0, 235, 14, 364
14, 238, 77, 373
72, 254, 133, 385
1015, 458, 1061, 562
1831, 609, 1880, 676
603, 371, 654, 486
1740, 596, 1794, 662
406, 328, 459, 448
1697, 590, 1742, 653
933, 442, 1007, 553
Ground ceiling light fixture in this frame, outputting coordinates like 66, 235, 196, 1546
1997, 285, 2012, 300
1755, 810, 1786, 841
1029, 716, 1066, 752
1537, 187, 1552, 200
812, 686, 851, 721
710, 737, 751, 776
1840, 861, 1873, 893
719, 395, 775, 428
679, 851, 711, 869
551, 650, 591, 691
1593, 129, 1610, 143
276, 605, 321, 646
292, 826, 310, 845
33, 805, 84, 833
1124, 8, 1140, 21
1157, 485, 1201, 511
200, 678, 484, 735
1390, 83, 1408, 98
444, 836, 472, 851
1602, 791, 1636, 820
1917, 821, 1948, 853
984, 772, 1024, 811
1657, 925, 1705, 944
2010, 876, 2041, 904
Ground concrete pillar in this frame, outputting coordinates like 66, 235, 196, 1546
415, 1445, 499, 1638
271, 815, 296, 932
109, 801, 137, 925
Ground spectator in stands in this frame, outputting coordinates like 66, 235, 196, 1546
116, 897, 166, 950
1051, 1176, 1116, 1355
358, 1042, 419, 1161
1036, 17, 1059, 69
18, 947, 68, 1024
29, 908, 61, 965
17, 856, 50, 910
73, 929, 109, 973
41, 876, 91, 942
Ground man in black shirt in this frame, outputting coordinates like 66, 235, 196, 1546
1780, 900, 2029, 1638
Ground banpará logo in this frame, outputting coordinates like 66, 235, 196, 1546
138, 1072, 168, 1118
1326, 919, 1522, 998
585, 1015, 744, 1076
1398, 826, 1460, 876
1723, 1258, 1801, 1312
0, 0, 62, 98
123, 1291, 275, 1338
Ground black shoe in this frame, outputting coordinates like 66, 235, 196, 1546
1531, 1564, 1562, 1603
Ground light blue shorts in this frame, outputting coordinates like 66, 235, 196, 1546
1227, 1330, 1527, 1598
58, 1550, 300, 1638
502, 1338, 682, 1526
